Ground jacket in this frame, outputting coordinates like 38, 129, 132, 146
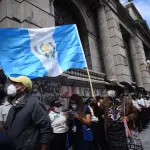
4, 93, 53, 150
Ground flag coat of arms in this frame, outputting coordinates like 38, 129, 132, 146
0, 24, 87, 79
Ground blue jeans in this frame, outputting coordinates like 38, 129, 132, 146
0, 132, 16, 150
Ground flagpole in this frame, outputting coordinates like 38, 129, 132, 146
74, 25, 95, 98
86, 67, 95, 98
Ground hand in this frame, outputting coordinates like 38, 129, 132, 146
91, 97, 97, 104
41, 144, 48, 150
121, 116, 128, 122
73, 113, 80, 119
67, 111, 75, 118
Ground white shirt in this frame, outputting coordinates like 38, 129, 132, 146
88, 106, 98, 122
0, 100, 12, 122
132, 99, 141, 111
147, 101, 150, 107
144, 100, 150, 107
49, 111, 68, 133
137, 98, 146, 107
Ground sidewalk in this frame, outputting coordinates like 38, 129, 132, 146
139, 124, 150, 150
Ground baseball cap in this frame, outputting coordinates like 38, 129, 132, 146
8, 76, 32, 91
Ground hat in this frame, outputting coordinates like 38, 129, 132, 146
106, 80, 124, 91
105, 84, 124, 96
138, 87, 147, 95
9, 76, 32, 91
120, 82, 134, 93
50, 98, 62, 107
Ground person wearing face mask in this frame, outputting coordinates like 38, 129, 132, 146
93, 82, 142, 150
4, 76, 53, 150
68, 94, 92, 150
49, 98, 68, 150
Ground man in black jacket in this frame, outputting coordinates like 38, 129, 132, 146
4, 76, 53, 150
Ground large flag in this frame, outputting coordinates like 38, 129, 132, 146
0, 24, 87, 79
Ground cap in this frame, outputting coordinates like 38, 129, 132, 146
9, 76, 32, 91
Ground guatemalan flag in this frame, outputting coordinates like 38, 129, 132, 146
0, 24, 87, 79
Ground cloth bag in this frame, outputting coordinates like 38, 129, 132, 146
126, 129, 143, 150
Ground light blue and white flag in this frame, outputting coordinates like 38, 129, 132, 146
0, 24, 87, 79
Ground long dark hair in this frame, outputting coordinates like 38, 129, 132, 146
70, 94, 85, 118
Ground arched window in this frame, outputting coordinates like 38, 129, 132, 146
54, 0, 92, 69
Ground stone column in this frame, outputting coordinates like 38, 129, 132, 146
96, 2, 117, 81
134, 36, 150, 91
129, 35, 143, 87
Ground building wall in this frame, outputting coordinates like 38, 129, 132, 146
0, 0, 106, 106
105, 1, 132, 83
134, 36, 150, 90
31, 78, 105, 109
0, 0, 150, 95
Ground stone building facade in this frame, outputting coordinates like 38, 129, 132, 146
0, 0, 150, 107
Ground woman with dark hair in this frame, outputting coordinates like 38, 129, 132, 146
68, 94, 92, 150
49, 98, 68, 150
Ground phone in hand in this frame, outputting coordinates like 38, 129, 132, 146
66, 110, 76, 118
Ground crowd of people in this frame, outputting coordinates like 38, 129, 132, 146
0, 70, 150, 150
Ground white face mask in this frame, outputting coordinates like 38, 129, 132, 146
55, 107, 62, 113
7, 84, 17, 97
107, 90, 116, 98
71, 104, 77, 111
